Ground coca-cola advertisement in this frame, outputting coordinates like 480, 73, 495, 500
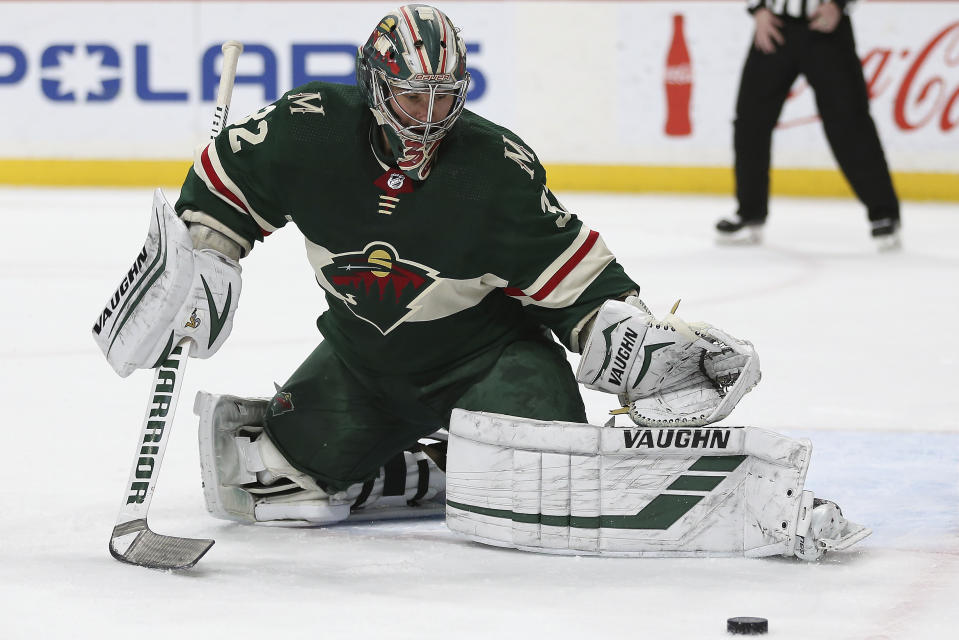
648, 2, 957, 172
665, 14, 693, 137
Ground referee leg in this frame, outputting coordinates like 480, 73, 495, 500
734, 33, 801, 223
803, 17, 900, 228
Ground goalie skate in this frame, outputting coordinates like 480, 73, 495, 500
194, 391, 445, 525
793, 496, 871, 561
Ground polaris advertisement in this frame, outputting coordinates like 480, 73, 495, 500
0, 1, 956, 173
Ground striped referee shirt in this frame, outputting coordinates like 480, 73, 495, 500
746, 0, 850, 19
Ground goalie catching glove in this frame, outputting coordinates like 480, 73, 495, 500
91, 189, 242, 377
576, 297, 760, 426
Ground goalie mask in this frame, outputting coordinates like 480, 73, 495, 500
356, 4, 470, 181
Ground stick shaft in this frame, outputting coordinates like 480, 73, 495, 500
115, 341, 191, 524
210, 40, 244, 139
110, 39, 244, 565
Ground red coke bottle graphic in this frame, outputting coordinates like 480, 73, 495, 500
665, 13, 693, 136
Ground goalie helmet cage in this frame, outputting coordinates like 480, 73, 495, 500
108, 40, 243, 570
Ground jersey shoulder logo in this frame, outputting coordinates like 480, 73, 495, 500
288, 92, 326, 115
502, 135, 536, 179
321, 242, 438, 335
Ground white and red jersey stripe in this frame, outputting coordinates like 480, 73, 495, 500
504, 227, 616, 309
193, 140, 277, 234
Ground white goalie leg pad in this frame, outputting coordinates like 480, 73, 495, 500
195, 391, 347, 525
445, 409, 856, 558
195, 391, 445, 525
92, 189, 242, 377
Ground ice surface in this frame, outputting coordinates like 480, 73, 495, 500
1, 188, 956, 639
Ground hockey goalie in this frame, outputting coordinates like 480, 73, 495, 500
93, 3, 869, 561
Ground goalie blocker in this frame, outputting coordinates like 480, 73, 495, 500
91, 189, 241, 377
445, 410, 870, 560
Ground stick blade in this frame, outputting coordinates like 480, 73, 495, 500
110, 519, 214, 570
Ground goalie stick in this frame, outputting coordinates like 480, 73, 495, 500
109, 40, 244, 570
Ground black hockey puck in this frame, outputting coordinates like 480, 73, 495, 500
727, 617, 768, 635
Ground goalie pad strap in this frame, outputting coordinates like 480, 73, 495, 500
445, 409, 811, 557
349, 451, 433, 506
383, 453, 408, 497
412, 458, 431, 502
352, 480, 375, 509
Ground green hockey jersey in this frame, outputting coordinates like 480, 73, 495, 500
176, 82, 638, 376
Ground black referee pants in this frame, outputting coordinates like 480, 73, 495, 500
734, 16, 899, 226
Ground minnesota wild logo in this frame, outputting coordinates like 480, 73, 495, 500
269, 391, 294, 417
321, 242, 437, 335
